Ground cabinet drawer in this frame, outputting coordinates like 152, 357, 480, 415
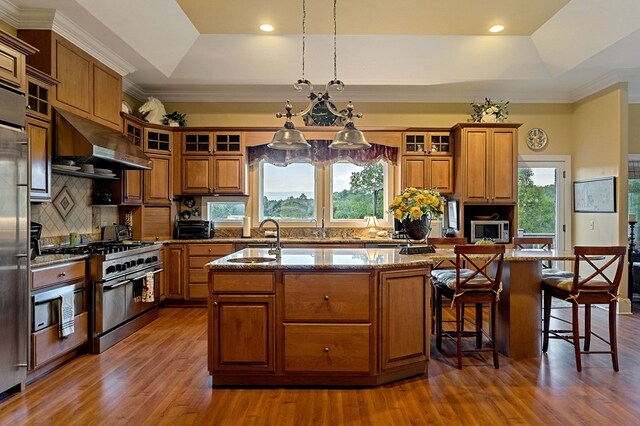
189, 256, 222, 269
284, 324, 370, 373
189, 243, 235, 256
31, 312, 88, 368
212, 272, 275, 293
283, 273, 370, 321
189, 268, 208, 284
32, 260, 86, 290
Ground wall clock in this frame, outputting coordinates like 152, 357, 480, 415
302, 101, 343, 126
527, 128, 548, 151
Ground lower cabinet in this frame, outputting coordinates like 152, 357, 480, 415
187, 243, 235, 300
32, 312, 88, 368
165, 244, 185, 300
209, 268, 430, 386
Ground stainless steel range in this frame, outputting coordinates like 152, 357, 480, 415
41, 242, 163, 353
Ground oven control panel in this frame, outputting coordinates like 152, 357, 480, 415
97, 248, 161, 281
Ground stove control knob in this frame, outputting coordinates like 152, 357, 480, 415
144, 257, 151, 264
152, 256, 158, 262
115, 264, 122, 272
121, 263, 127, 271
106, 265, 116, 274
137, 258, 144, 265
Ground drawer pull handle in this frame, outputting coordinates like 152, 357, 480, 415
323, 295, 329, 301
213, 302, 218, 306
323, 347, 329, 353
58, 272, 67, 277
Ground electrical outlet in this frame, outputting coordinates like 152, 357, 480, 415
589, 220, 595, 230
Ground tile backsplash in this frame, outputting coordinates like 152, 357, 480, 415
31, 174, 119, 239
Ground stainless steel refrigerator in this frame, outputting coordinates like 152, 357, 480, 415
0, 85, 29, 396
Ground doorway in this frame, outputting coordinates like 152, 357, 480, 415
517, 156, 571, 255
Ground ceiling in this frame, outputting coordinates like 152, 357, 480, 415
4, 0, 640, 103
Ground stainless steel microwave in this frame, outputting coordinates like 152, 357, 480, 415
470, 220, 510, 243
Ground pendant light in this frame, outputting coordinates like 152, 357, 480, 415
270, 0, 369, 150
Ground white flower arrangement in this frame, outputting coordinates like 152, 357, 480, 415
470, 98, 509, 123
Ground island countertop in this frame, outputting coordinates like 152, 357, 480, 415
206, 247, 577, 270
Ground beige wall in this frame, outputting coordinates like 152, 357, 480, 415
0, 20, 16, 36
629, 104, 640, 154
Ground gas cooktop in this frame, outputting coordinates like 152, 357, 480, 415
40, 241, 154, 256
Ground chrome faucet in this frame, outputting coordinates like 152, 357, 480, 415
259, 218, 281, 256
321, 207, 327, 239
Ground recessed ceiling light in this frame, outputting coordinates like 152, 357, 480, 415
260, 24, 274, 32
489, 25, 505, 33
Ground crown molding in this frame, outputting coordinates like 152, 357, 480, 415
50, 12, 136, 76
1, 2, 137, 77
0, 0, 20, 28
122, 77, 147, 101
570, 69, 635, 102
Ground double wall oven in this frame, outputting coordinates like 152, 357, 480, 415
41, 242, 163, 353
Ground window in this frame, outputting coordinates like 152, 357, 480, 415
331, 161, 386, 220
257, 159, 392, 226
260, 161, 315, 220
205, 196, 247, 222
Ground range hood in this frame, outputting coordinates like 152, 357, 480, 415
54, 109, 152, 170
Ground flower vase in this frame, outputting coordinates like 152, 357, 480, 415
403, 214, 431, 242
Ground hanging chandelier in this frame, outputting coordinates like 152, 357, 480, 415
268, 0, 370, 151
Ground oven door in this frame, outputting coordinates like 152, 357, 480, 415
33, 283, 86, 332
126, 268, 163, 319
94, 278, 129, 334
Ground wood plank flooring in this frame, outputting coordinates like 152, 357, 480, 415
1, 306, 640, 425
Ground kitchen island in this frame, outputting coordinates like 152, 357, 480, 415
206, 247, 576, 386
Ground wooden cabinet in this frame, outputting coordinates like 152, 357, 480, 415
19, 30, 121, 130
454, 124, 519, 204
131, 206, 173, 242
144, 155, 172, 205
379, 269, 430, 371
27, 117, 52, 201
106, 117, 144, 206
143, 128, 173, 155
213, 156, 245, 194
213, 132, 242, 154
26, 66, 57, 202
401, 131, 453, 194
31, 260, 86, 291
210, 295, 275, 373
186, 243, 235, 300
165, 244, 185, 300
282, 272, 372, 375
182, 156, 213, 194
401, 156, 453, 194
0, 31, 36, 92
183, 131, 213, 155
158, 246, 166, 301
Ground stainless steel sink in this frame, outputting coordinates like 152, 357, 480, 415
226, 256, 277, 264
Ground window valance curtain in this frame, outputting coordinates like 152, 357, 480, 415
248, 140, 397, 167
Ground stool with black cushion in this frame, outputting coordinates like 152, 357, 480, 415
542, 246, 626, 372
427, 237, 468, 334
433, 244, 505, 369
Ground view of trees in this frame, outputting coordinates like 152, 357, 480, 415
263, 163, 385, 220
517, 168, 555, 234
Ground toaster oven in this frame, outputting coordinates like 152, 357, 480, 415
175, 220, 213, 239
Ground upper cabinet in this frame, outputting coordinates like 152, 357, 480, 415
0, 30, 37, 92
18, 30, 122, 130
182, 131, 213, 155
453, 123, 520, 204
400, 131, 453, 194
144, 128, 173, 155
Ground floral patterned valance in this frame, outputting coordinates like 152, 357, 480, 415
248, 140, 397, 167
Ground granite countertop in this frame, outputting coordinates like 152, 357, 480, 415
206, 248, 576, 270
164, 237, 405, 244
31, 254, 89, 268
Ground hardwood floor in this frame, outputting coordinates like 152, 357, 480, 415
2, 306, 640, 425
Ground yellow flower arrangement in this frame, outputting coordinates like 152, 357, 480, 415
388, 187, 445, 222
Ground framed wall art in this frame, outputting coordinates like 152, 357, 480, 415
573, 176, 616, 213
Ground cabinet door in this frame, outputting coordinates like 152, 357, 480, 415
213, 133, 242, 155
211, 295, 275, 373
144, 155, 172, 205
182, 156, 213, 194
401, 157, 427, 189
490, 128, 517, 203
26, 75, 53, 121
427, 157, 453, 194
165, 245, 185, 299
428, 132, 452, 155
379, 269, 429, 371
183, 132, 213, 155
213, 156, 245, 194
55, 38, 91, 114
134, 206, 173, 241
144, 128, 173, 155
158, 246, 166, 301
402, 132, 427, 155
120, 120, 144, 205
27, 118, 51, 201
0, 41, 26, 91
92, 63, 121, 128
463, 128, 489, 203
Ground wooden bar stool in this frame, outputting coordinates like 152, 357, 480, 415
513, 236, 554, 269
542, 246, 626, 372
427, 237, 467, 334
433, 244, 505, 369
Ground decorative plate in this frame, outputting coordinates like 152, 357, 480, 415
527, 128, 548, 151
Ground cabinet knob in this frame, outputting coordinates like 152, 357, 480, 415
323, 295, 329, 301
323, 347, 329, 353
26, 105, 32, 110
213, 302, 218, 306
58, 272, 66, 277
208, 248, 212, 253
